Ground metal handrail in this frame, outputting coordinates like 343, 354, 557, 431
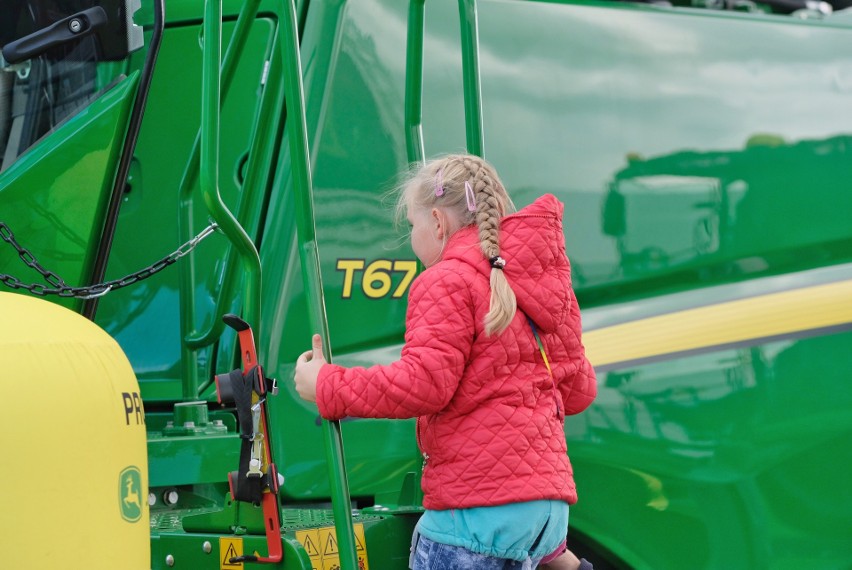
198, 0, 262, 349
279, 0, 360, 567
405, 0, 485, 161
177, 0, 263, 397
406, 0, 426, 165
458, 0, 485, 157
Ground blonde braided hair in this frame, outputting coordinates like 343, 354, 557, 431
397, 154, 517, 336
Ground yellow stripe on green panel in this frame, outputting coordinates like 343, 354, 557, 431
583, 280, 852, 369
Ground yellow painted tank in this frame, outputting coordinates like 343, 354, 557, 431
0, 292, 149, 569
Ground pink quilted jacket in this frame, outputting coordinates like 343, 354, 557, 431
317, 194, 596, 510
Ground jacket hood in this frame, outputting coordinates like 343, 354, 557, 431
442, 194, 572, 332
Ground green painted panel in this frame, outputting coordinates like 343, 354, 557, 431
95, 18, 276, 388
570, 273, 852, 568
147, 435, 240, 487
473, 1, 852, 299
0, 74, 139, 310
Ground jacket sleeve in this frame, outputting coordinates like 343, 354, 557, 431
555, 289, 597, 416
316, 268, 475, 421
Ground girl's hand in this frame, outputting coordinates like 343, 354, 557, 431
294, 334, 326, 403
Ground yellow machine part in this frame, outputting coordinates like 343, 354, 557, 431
0, 292, 150, 569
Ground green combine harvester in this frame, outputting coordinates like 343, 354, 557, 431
1, 0, 850, 568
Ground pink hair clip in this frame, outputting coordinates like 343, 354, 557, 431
465, 181, 476, 212
435, 169, 445, 197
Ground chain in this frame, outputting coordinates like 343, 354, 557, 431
0, 221, 219, 299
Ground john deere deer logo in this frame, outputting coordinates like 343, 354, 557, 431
118, 466, 143, 522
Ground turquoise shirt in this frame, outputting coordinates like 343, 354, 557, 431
416, 500, 569, 561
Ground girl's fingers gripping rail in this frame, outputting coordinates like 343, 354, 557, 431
293, 334, 326, 403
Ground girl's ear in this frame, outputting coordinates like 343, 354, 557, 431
431, 208, 449, 240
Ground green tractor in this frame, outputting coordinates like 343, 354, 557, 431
2, 0, 851, 568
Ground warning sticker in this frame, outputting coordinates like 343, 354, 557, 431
320, 527, 338, 557
295, 523, 369, 570
220, 537, 244, 569
296, 528, 321, 570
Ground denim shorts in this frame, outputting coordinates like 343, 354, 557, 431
409, 532, 543, 570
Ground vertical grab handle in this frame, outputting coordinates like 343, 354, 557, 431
405, 0, 485, 161
458, 0, 485, 157
197, 0, 262, 338
280, 1, 360, 569
177, 0, 264, 398
406, 0, 426, 165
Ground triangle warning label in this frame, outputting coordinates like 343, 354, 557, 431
324, 532, 338, 556
304, 535, 320, 557
222, 543, 242, 568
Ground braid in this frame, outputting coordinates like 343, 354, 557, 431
463, 157, 517, 336
467, 160, 501, 258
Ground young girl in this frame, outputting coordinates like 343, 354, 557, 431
294, 154, 596, 569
